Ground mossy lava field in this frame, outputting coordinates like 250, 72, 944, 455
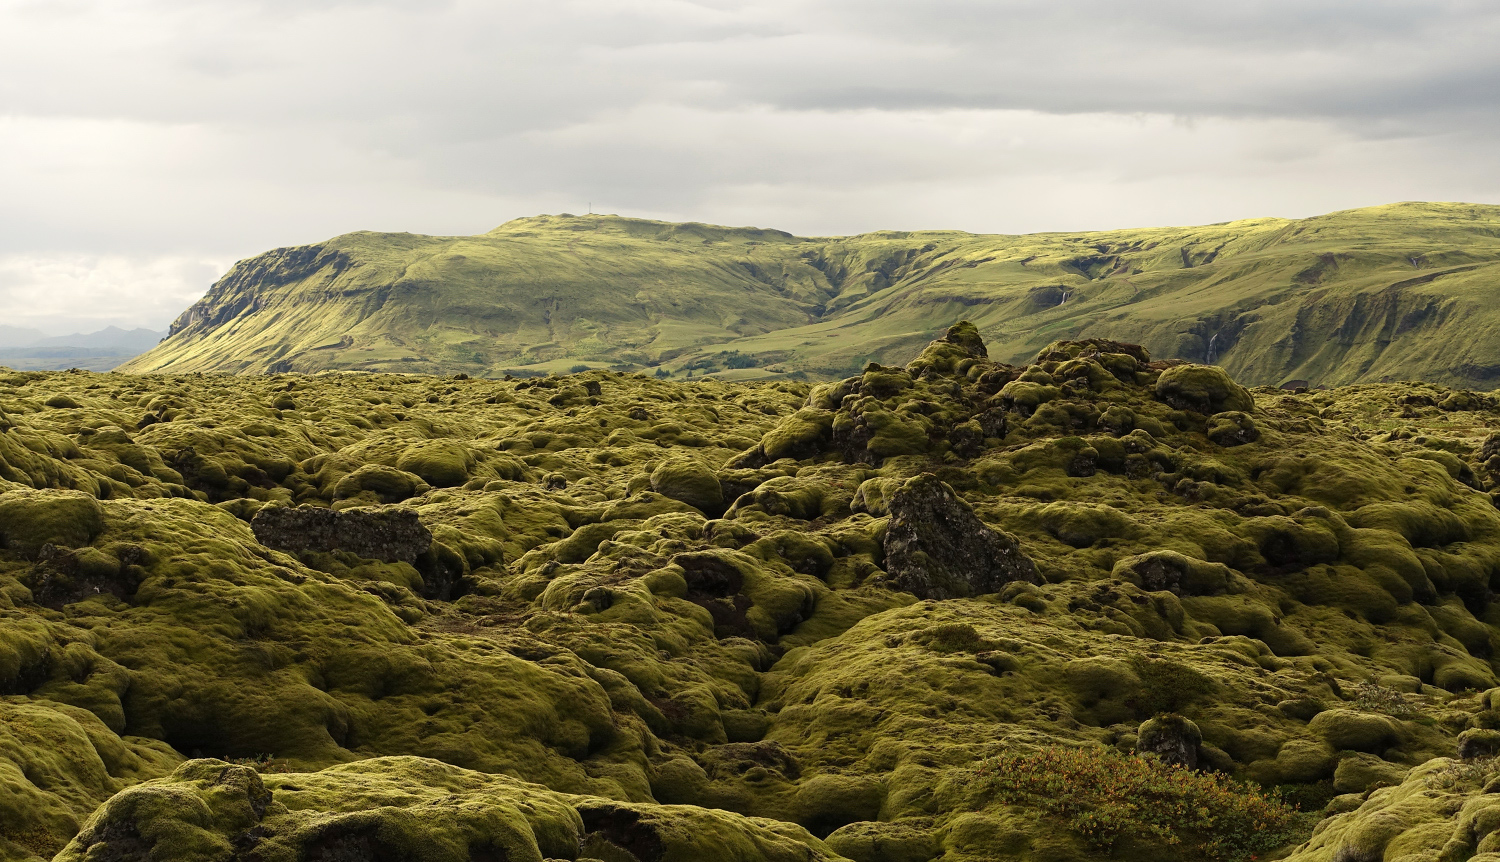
13, 323, 1500, 861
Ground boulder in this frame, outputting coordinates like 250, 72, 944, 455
251, 505, 431, 565
882, 475, 1039, 599
1137, 714, 1202, 769
650, 459, 725, 514
1206, 411, 1260, 447
1154, 365, 1255, 414
1458, 728, 1500, 760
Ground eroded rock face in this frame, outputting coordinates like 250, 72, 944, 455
882, 474, 1039, 599
251, 505, 431, 565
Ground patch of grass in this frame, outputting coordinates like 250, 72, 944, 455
977, 746, 1300, 861
225, 753, 297, 774
1352, 679, 1419, 717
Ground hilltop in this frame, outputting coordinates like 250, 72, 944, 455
119, 202, 1500, 388
11, 326, 1500, 860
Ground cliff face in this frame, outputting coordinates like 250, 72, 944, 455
123, 202, 1500, 387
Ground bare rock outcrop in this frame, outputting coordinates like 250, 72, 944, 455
251, 505, 431, 565
882, 474, 1039, 599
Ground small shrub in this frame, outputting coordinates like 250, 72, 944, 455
1352, 680, 1417, 717
1428, 755, 1500, 790
226, 754, 296, 774
568, 364, 591, 374
976, 746, 1299, 861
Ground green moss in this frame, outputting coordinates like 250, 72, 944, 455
12, 324, 1500, 861
1154, 365, 1255, 414
650, 459, 724, 514
0, 489, 104, 557
396, 440, 475, 488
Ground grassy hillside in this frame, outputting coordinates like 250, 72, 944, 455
121, 202, 1500, 388
13, 327, 1500, 860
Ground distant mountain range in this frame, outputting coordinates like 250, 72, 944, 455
119, 202, 1500, 388
0, 326, 166, 371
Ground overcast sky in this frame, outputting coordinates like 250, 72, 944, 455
3, 0, 1499, 333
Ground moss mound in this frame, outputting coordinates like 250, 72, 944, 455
9, 324, 1500, 860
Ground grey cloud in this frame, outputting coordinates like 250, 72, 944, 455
2, 1, 1499, 332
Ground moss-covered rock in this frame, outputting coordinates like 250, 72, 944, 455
1155, 364, 1255, 414
56, 756, 846, 862
0, 489, 104, 557
1310, 709, 1404, 753
650, 458, 724, 514
396, 440, 475, 487
1136, 714, 1202, 769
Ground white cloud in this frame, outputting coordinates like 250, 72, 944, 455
0, 254, 225, 335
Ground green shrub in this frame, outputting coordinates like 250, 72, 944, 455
977, 746, 1299, 861
1352, 679, 1417, 717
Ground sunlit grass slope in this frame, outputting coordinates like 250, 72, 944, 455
122, 202, 1500, 387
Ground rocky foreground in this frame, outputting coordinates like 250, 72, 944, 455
8, 324, 1500, 861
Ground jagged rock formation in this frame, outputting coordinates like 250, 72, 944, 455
12, 323, 1500, 860
882, 474, 1040, 599
120, 202, 1500, 390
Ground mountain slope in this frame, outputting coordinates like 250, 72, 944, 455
121, 202, 1500, 387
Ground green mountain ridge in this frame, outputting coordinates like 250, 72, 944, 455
121, 201, 1500, 388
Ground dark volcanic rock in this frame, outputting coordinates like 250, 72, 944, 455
1138, 714, 1202, 769
251, 505, 432, 565
882, 474, 1039, 599
1458, 728, 1500, 760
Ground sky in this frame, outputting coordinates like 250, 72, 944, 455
3, 0, 1499, 334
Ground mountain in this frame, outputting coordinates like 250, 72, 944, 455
9, 326, 1500, 860
0, 324, 47, 348
31, 326, 167, 352
120, 202, 1500, 387
0, 326, 166, 372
